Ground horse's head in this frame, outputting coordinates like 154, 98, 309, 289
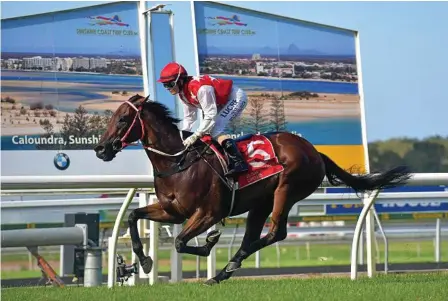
94, 94, 183, 162
94, 94, 148, 162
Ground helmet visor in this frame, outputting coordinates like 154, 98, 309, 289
163, 81, 177, 89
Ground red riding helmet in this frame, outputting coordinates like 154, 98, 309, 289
157, 62, 188, 83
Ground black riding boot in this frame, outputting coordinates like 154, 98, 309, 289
221, 138, 249, 177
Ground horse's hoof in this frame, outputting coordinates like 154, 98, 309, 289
225, 261, 241, 273
140, 256, 153, 274
204, 278, 219, 286
206, 230, 221, 244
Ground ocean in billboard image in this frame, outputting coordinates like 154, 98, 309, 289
194, 1, 365, 169
1, 2, 144, 151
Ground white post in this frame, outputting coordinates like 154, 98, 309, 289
168, 9, 179, 117
358, 227, 364, 265
364, 192, 377, 278
255, 251, 260, 268
149, 194, 159, 285
207, 226, 216, 279
138, 0, 150, 96
350, 189, 380, 280
107, 188, 137, 288
171, 224, 183, 282
435, 218, 441, 262
129, 192, 150, 284
189, 0, 202, 128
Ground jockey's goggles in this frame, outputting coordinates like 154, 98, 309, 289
163, 81, 177, 89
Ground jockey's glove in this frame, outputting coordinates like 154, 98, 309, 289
183, 132, 200, 148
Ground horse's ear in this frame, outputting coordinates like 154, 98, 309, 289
134, 95, 150, 107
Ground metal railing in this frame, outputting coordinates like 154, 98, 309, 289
2, 173, 448, 286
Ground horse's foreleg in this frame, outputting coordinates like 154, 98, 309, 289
174, 210, 221, 257
205, 204, 272, 285
128, 203, 185, 274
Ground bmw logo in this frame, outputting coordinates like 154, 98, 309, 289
54, 153, 70, 171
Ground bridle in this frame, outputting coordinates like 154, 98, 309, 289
116, 100, 187, 157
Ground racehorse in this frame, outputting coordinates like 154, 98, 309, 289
94, 94, 412, 285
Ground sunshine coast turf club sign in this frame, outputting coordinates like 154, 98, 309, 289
76, 14, 138, 36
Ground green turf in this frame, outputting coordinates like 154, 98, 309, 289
2, 273, 448, 301
2, 240, 446, 280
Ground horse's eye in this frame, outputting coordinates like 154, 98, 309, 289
118, 117, 126, 123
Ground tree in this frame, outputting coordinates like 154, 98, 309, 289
226, 116, 244, 136
39, 119, 54, 134
244, 98, 271, 134
368, 137, 448, 173
403, 141, 447, 172
36, 105, 113, 150
269, 97, 287, 132
377, 151, 405, 171
58, 106, 90, 149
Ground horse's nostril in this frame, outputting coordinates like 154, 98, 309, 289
94, 145, 105, 153
112, 139, 122, 151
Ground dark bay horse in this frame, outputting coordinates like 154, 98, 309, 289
94, 94, 411, 285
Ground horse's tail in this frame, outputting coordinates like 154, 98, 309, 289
319, 152, 412, 194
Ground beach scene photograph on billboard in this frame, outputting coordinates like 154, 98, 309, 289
1, 2, 144, 151
194, 1, 365, 170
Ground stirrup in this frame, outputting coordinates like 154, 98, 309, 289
225, 162, 248, 177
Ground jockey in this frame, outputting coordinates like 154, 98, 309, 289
157, 62, 249, 177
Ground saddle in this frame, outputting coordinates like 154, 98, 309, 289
195, 133, 285, 190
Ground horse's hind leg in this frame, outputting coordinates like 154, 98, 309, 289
205, 203, 272, 285
228, 179, 319, 272
207, 184, 294, 286
128, 203, 185, 274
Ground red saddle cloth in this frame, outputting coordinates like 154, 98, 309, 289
200, 134, 284, 189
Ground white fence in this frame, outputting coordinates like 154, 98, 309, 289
2, 173, 448, 286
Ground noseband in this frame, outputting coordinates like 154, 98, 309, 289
118, 100, 146, 149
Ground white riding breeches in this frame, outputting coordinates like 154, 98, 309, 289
211, 86, 247, 138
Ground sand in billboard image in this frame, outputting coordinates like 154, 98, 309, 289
225, 87, 361, 144
1, 71, 143, 137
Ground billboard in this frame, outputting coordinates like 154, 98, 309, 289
192, 1, 368, 172
1, 2, 175, 176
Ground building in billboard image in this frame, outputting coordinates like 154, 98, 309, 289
194, 1, 367, 171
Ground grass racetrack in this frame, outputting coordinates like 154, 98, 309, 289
2, 273, 448, 301
3, 240, 447, 280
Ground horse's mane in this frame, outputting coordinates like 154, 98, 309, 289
129, 94, 181, 129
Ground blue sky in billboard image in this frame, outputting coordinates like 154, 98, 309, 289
195, 2, 355, 56
1, 2, 140, 57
